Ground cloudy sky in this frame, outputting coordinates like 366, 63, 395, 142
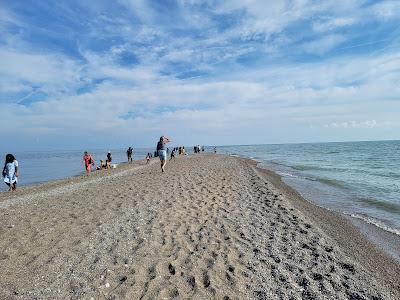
1, 0, 400, 150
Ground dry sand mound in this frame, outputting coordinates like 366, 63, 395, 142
0, 155, 399, 299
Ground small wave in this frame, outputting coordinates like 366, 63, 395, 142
349, 213, 400, 236
306, 176, 348, 189
357, 197, 400, 214
292, 164, 328, 171
292, 165, 316, 171
277, 171, 298, 178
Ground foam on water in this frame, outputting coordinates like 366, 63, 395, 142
349, 213, 400, 236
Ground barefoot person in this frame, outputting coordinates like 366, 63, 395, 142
156, 136, 170, 172
82, 151, 94, 174
2, 154, 19, 192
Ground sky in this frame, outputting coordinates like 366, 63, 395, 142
1, 0, 400, 150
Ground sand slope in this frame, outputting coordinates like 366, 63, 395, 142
0, 155, 399, 299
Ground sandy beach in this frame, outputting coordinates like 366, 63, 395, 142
0, 154, 399, 299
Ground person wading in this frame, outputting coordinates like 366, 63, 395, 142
156, 136, 170, 172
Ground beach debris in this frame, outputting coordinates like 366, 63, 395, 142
203, 272, 210, 288
187, 276, 196, 289
168, 263, 176, 275
340, 262, 355, 273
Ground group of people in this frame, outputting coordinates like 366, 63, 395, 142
193, 145, 205, 153
83, 151, 113, 173
126, 147, 133, 163
2, 137, 215, 191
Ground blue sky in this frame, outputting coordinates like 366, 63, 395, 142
1, 0, 400, 150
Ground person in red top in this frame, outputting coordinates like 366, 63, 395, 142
82, 151, 94, 173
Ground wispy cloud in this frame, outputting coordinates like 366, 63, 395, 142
0, 0, 400, 149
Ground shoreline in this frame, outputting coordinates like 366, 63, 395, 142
235, 155, 400, 262
2, 154, 398, 260
0, 154, 399, 299
243, 157, 400, 288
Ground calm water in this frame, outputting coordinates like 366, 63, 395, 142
1, 141, 399, 236
0, 147, 154, 189
218, 140, 400, 236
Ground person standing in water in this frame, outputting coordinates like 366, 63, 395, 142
107, 151, 112, 164
82, 151, 94, 174
2, 154, 19, 192
157, 136, 170, 172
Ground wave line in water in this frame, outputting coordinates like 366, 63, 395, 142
349, 213, 400, 236
357, 197, 400, 214
306, 176, 350, 190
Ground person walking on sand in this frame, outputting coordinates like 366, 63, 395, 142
157, 136, 170, 172
83, 151, 94, 174
170, 148, 176, 161
146, 153, 151, 164
2, 154, 19, 192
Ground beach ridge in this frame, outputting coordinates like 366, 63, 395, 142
0, 154, 399, 299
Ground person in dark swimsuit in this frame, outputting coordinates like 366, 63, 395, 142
107, 151, 112, 164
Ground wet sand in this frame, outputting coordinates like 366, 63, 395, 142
0, 154, 399, 299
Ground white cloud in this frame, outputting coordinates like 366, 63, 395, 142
371, 1, 400, 20
326, 120, 377, 129
303, 34, 347, 55
324, 120, 400, 129
312, 17, 356, 32
0, 49, 83, 100
1, 0, 400, 148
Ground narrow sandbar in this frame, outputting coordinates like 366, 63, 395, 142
0, 155, 399, 299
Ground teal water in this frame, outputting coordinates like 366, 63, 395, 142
218, 140, 400, 236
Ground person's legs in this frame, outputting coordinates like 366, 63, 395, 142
12, 182, 16, 191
